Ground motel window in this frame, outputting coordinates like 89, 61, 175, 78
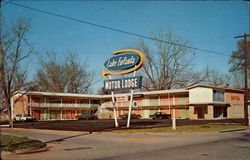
48, 98, 60, 103
213, 90, 224, 102
91, 100, 100, 104
80, 99, 89, 104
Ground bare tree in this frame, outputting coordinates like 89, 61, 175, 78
203, 68, 231, 87
35, 52, 97, 93
0, 17, 34, 118
229, 39, 250, 87
135, 30, 208, 90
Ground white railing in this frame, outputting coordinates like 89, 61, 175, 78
29, 99, 188, 108
103, 99, 189, 108
29, 103, 100, 108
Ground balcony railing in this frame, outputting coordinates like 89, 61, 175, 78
29, 103, 100, 108
102, 99, 189, 108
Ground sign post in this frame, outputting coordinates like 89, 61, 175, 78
109, 75, 119, 127
127, 69, 137, 128
102, 49, 146, 128
172, 94, 176, 130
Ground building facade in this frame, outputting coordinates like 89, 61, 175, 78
13, 84, 245, 120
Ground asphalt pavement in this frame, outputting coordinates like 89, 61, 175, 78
11, 118, 245, 132
1, 127, 250, 160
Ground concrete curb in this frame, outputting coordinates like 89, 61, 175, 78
1, 127, 89, 135
1, 145, 49, 155
219, 128, 247, 133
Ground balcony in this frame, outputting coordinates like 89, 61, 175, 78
102, 99, 189, 108
29, 103, 100, 108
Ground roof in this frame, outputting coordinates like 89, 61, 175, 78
186, 84, 244, 92
102, 89, 188, 98
16, 91, 102, 99
16, 89, 188, 99
15, 84, 244, 99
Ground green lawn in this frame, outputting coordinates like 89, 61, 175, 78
1, 134, 45, 152
113, 124, 249, 134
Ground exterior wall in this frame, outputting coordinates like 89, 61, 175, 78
13, 86, 245, 121
225, 92, 244, 118
189, 87, 213, 103
204, 105, 214, 119
14, 95, 29, 116
189, 106, 198, 119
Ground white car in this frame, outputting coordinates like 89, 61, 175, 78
14, 114, 36, 121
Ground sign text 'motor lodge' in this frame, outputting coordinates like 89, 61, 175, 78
104, 76, 142, 91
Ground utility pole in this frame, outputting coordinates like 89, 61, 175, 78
234, 33, 250, 126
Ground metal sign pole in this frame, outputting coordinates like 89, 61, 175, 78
11, 96, 14, 141
109, 75, 119, 128
127, 70, 136, 128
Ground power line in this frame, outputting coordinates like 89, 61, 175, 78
6, 1, 235, 58
1, 1, 10, 7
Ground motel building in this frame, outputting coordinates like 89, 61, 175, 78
12, 84, 245, 120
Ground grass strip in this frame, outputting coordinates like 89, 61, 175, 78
1, 134, 45, 152
113, 124, 249, 134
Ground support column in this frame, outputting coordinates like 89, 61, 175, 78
60, 98, 63, 120
89, 99, 91, 114
29, 95, 32, 116
189, 106, 198, 119
205, 105, 214, 119
172, 94, 176, 130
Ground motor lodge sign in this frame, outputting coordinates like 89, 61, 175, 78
102, 49, 145, 91
104, 76, 142, 91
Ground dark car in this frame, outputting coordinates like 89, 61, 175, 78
120, 113, 141, 120
77, 114, 98, 120
149, 112, 171, 119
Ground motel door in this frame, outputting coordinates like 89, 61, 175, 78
197, 107, 204, 119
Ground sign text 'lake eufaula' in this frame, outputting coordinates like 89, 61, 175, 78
102, 49, 146, 78
104, 76, 142, 91
104, 53, 140, 71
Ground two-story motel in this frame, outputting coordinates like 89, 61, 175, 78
12, 84, 245, 120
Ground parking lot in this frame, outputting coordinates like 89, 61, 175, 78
12, 118, 245, 132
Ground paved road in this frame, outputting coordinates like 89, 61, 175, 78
1, 128, 250, 160
11, 118, 245, 132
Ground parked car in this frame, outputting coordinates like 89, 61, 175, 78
149, 112, 171, 119
120, 113, 141, 120
76, 114, 98, 120
14, 114, 36, 121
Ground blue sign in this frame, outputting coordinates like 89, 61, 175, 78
104, 76, 142, 91
104, 53, 140, 71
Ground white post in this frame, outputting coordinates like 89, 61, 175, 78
127, 70, 136, 128
172, 94, 176, 130
89, 99, 91, 114
111, 91, 119, 127
11, 96, 14, 140
168, 93, 170, 114
127, 90, 134, 128
109, 75, 119, 127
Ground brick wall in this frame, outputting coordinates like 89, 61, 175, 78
13, 95, 29, 116
204, 105, 214, 119
225, 92, 244, 118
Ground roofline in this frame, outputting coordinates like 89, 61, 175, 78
188, 102, 230, 106
15, 89, 188, 99
15, 84, 244, 99
186, 84, 244, 92
16, 91, 102, 99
